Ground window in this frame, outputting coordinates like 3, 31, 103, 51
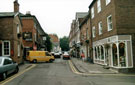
119, 43, 126, 67
92, 26, 96, 38
3, 41, 10, 56
106, 0, 111, 5
18, 44, 20, 56
0, 59, 2, 64
107, 15, 113, 31
34, 33, 37, 41
98, 21, 103, 35
91, 7, 94, 19
101, 46, 104, 60
17, 24, 20, 34
97, 0, 101, 13
4, 59, 12, 65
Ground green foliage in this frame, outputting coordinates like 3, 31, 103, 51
60, 36, 69, 51
44, 33, 52, 52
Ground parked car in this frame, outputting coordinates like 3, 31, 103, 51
0, 57, 19, 80
27, 51, 55, 63
63, 52, 70, 60
54, 52, 61, 58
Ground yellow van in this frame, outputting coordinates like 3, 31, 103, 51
26, 51, 55, 63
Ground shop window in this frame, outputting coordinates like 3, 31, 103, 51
97, 47, 100, 59
119, 43, 126, 67
112, 44, 118, 66
101, 46, 104, 60
94, 47, 97, 59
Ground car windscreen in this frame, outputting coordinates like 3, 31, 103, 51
0, 58, 2, 64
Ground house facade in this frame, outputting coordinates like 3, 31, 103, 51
69, 12, 87, 58
0, 0, 23, 64
0, 12, 23, 64
69, 0, 135, 72
49, 34, 61, 52
21, 12, 46, 59
89, 0, 135, 72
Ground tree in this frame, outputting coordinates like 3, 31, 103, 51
60, 36, 69, 51
44, 33, 52, 52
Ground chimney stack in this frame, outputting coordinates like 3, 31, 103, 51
14, 0, 19, 12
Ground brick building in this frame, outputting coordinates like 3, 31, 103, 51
49, 34, 61, 52
21, 12, 46, 59
0, 0, 23, 64
89, 0, 135, 72
79, 14, 92, 61
69, 12, 87, 58
69, 0, 135, 72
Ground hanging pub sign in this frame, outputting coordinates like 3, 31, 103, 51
23, 32, 32, 41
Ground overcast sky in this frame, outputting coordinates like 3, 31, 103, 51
0, 0, 92, 38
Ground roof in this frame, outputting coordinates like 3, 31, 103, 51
21, 14, 46, 36
0, 12, 16, 17
76, 12, 88, 19
89, 0, 96, 8
0, 12, 23, 26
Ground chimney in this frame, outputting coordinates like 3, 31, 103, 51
14, 0, 19, 12
26, 11, 31, 16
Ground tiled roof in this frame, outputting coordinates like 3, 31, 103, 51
76, 12, 88, 19
0, 12, 15, 17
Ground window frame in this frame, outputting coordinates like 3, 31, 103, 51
97, 0, 101, 13
92, 26, 96, 38
91, 7, 95, 19
18, 44, 20, 57
2, 41, 10, 56
106, 0, 111, 5
98, 21, 103, 35
107, 15, 113, 31
17, 24, 20, 34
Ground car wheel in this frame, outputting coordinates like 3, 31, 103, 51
2, 72, 7, 80
49, 59, 53, 63
33, 59, 37, 63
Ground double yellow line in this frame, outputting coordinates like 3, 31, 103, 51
68, 60, 82, 75
0, 64, 36, 85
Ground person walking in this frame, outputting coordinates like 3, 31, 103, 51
81, 51, 85, 62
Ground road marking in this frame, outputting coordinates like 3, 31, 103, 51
0, 64, 36, 85
68, 60, 135, 77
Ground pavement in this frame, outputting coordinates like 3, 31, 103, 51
71, 58, 118, 74
18, 63, 33, 72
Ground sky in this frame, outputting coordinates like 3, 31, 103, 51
0, 0, 92, 38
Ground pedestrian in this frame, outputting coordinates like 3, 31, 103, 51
81, 51, 85, 62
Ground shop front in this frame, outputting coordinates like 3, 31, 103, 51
93, 35, 133, 69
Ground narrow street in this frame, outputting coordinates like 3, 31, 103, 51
0, 58, 135, 85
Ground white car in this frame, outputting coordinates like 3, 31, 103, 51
0, 57, 19, 80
